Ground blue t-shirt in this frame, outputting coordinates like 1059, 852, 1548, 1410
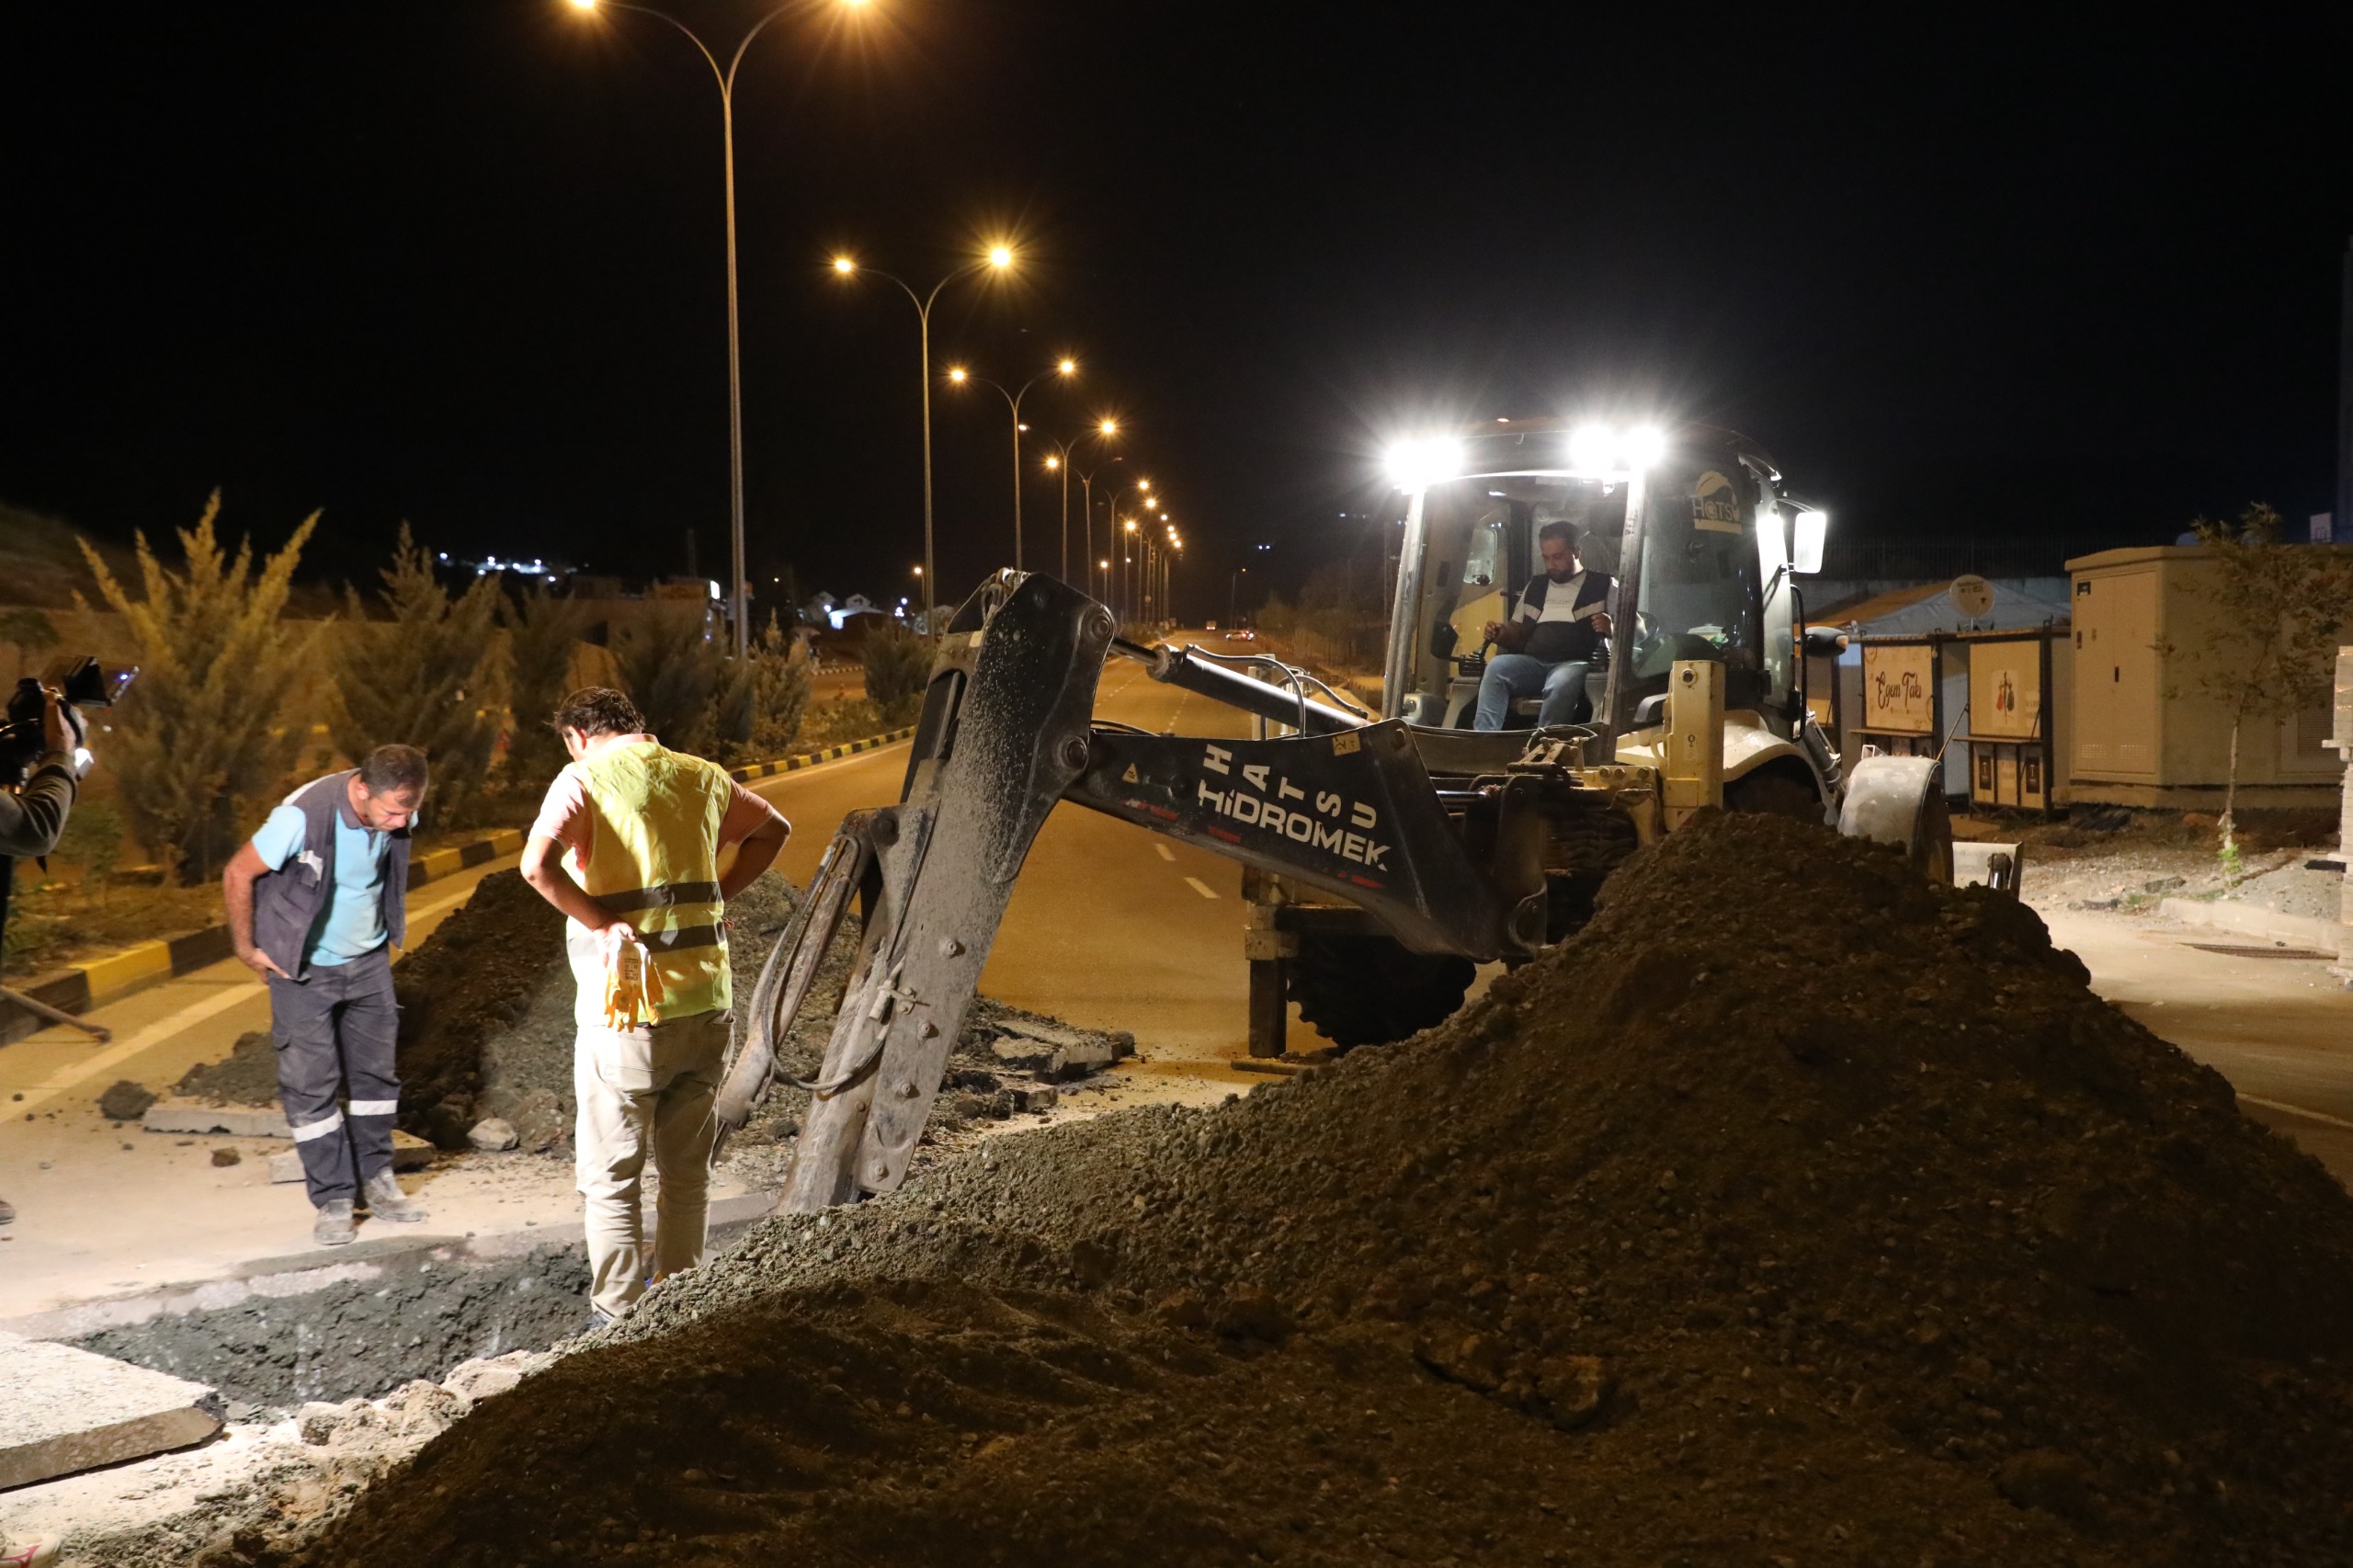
250, 798, 392, 966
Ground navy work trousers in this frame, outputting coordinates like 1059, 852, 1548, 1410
267, 948, 400, 1208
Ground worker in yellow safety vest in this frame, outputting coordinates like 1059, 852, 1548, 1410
520, 686, 790, 1325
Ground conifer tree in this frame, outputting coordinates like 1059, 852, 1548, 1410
502, 588, 588, 790
76, 493, 319, 882
325, 524, 507, 827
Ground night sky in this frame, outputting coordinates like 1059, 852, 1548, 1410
4, 4, 2349, 615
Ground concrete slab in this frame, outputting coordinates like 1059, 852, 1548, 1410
0, 1330, 222, 1490
266, 1131, 435, 1185
141, 1101, 292, 1138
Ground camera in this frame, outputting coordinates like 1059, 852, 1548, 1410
2, 656, 138, 786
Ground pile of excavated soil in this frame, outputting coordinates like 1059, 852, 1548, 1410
267, 812, 2353, 1568
177, 1030, 282, 1106
389, 869, 576, 1149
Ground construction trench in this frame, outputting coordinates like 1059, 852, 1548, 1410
19, 812, 2353, 1565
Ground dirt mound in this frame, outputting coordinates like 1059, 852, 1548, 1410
177, 1030, 280, 1105
273, 813, 2353, 1567
389, 869, 571, 1147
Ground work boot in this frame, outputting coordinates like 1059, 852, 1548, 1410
1, 1529, 63, 1567
313, 1199, 357, 1247
362, 1169, 427, 1224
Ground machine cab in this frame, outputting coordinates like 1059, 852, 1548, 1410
1383, 421, 1817, 751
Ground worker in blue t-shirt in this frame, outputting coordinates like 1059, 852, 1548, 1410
221, 745, 430, 1247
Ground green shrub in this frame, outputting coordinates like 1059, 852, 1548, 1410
801, 696, 888, 749
326, 524, 507, 827
501, 589, 587, 790
859, 621, 932, 725
747, 613, 813, 758
55, 796, 126, 902
615, 604, 722, 757
77, 494, 319, 884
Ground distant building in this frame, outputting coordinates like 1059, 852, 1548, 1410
806, 591, 885, 631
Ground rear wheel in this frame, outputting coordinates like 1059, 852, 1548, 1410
1288, 933, 1475, 1050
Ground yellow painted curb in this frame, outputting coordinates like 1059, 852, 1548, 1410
75, 941, 174, 1003
728, 726, 916, 784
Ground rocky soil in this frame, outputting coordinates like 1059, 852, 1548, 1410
244, 812, 2353, 1568
2008, 805, 2339, 921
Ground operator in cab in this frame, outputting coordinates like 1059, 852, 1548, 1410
1473, 521, 1614, 729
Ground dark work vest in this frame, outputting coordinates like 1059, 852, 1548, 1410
251, 771, 410, 980
1517, 571, 1615, 665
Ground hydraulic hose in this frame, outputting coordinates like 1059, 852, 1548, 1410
1109, 639, 1366, 735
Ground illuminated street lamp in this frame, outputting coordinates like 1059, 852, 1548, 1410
563, 0, 870, 657
947, 358, 1076, 572
1041, 415, 1118, 583
832, 244, 1018, 636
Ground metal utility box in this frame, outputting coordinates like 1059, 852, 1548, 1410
2068, 545, 2351, 809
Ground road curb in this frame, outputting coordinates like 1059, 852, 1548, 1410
728, 726, 915, 782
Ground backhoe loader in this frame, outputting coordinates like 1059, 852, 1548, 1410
715, 421, 1953, 1211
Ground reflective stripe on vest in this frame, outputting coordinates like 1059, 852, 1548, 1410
574, 741, 733, 1022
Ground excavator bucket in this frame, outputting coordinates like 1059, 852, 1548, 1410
773, 572, 1115, 1210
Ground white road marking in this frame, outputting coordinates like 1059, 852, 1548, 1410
2238, 1094, 2353, 1133
1184, 877, 1219, 900
1155, 844, 1176, 861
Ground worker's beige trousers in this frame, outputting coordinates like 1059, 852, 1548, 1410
572, 1007, 732, 1320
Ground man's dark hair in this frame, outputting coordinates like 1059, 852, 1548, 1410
1537, 521, 1582, 551
551, 687, 646, 740
358, 744, 429, 796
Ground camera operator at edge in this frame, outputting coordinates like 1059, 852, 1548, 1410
0, 686, 79, 1233
221, 744, 432, 1248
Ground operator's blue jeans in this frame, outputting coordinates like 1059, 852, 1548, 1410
1473, 656, 1590, 730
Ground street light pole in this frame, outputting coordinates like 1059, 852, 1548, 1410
1230, 565, 1247, 627
565, 0, 847, 657
1122, 517, 1139, 621
1043, 419, 1118, 584
832, 247, 1016, 637
949, 360, 1075, 573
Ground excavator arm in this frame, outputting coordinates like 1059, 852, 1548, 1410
719, 570, 1544, 1211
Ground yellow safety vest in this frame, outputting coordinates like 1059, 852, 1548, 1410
570, 740, 733, 1026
